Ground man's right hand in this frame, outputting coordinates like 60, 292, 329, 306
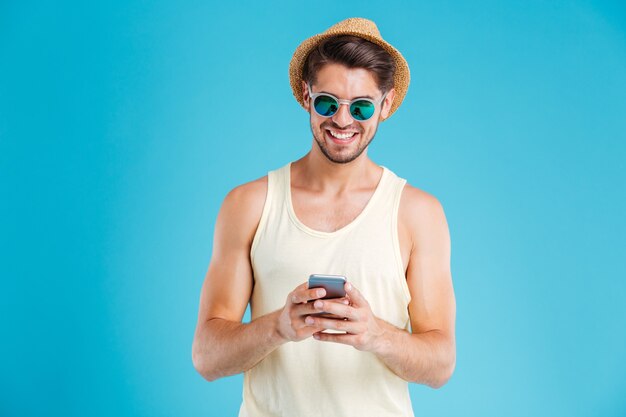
277, 282, 330, 342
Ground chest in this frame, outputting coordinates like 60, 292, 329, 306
291, 187, 373, 233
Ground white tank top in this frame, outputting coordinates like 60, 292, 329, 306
239, 163, 414, 417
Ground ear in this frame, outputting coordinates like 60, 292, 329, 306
379, 88, 396, 120
301, 80, 311, 112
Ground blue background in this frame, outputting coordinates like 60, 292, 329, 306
1, 1, 625, 416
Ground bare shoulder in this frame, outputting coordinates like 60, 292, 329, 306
399, 184, 447, 227
223, 175, 268, 209
398, 183, 450, 251
216, 176, 268, 247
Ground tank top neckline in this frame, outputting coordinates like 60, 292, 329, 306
284, 162, 390, 238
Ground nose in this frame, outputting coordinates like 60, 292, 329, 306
331, 103, 353, 128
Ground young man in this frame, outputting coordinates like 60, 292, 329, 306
192, 18, 456, 417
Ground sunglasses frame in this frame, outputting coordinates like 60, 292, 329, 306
307, 84, 388, 122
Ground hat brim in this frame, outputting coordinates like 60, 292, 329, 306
289, 30, 410, 120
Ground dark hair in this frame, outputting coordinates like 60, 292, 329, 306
302, 35, 396, 93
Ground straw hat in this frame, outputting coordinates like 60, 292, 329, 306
289, 17, 410, 119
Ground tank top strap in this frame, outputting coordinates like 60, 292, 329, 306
250, 165, 288, 259
365, 166, 407, 221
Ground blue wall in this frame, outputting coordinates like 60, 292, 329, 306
1, 1, 625, 416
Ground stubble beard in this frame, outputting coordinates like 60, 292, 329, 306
311, 120, 379, 164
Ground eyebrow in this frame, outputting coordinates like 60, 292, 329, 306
318, 90, 376, 101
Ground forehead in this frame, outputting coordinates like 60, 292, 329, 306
312, 63, 380, 99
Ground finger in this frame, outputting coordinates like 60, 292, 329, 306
296, 324, 327, 338
344, 282, 367, 307
305, 315, 362, 333
313, 331, 359, 346
291, 305, 327, 329
312, 299, 357, 320
292, 300, 326, 316
294, 299, 348, 320
288, 282, 307, 303
307, 297, 349, 319
326, 296, 351, 305
291, 286, 326, 304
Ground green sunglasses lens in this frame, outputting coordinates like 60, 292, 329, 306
314, 95, 339, 116
312, 93, 377, 121
350, 100, 375, 121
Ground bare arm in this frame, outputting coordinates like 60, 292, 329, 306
375, 187, 456, 387
310, 186, 456, 388
191, 178, 328, 381
191, 178, 276, 381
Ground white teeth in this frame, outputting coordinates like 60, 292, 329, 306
328, 130, 356, 140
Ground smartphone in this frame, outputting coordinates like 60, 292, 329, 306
308, 274, 347, 299
308, 274, 348, 327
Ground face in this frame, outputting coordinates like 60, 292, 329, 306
302, 63, 395, 164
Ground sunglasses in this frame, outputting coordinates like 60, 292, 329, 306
307, 84, 387, 122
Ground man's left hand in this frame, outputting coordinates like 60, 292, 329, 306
305, 282, 386, 352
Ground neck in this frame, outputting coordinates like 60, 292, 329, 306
292, 145, 380, 192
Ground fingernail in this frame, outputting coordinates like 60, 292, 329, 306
346, 283, 352, 290
305, 316, 314, 325
343, 299, 350, 305
313, 334, 320, 340
314, 300, 323, 309
317, 289, 325, 297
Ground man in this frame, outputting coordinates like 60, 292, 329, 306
192, 18, 456, 417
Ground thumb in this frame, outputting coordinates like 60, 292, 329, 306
345, 282, 368, 307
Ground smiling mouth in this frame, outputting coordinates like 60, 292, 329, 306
326, 129, 359, 142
